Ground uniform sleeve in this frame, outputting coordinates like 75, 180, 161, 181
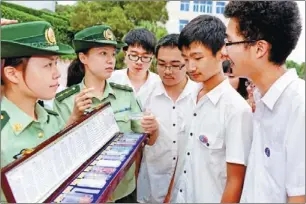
285, 104, 305, 196
53, 99, 73, 124
225, 105, 253, 165
130, 94, 144, 133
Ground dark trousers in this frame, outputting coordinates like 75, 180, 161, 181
115, 189, 137, 203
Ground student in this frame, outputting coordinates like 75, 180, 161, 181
170, 15, 253, 203
53, 25, 143, 203
109, 28, 160, 107
0, 21, 74, 201
137, 34, 197, 203
223, 1, 305, 203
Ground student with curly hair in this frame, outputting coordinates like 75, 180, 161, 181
222, 1, 305, 203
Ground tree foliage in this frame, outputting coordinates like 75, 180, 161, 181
55, 1, 168, 63
1, 2, 72, 45
55, 1, 168, 40
286, 60, 305, 79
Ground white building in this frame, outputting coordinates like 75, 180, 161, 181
165, 1, 304, 63
7, 1, 56, 12
165, 1, 228, 34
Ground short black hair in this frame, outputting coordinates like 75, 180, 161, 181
224, 1, 302, 65
155, 34, 179, 58
178, 15, 226, 56
123, 28, 157, 54
222, 60, 231, 73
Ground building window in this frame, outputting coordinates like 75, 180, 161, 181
216, 1, 225, 14
180, 1, 190, 11
193, 0, 199, 12
193, 1, 213, 13
179, 20, 189, 31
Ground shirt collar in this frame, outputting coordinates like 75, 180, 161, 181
2, 97, 49, 136
261, 69, 299, 111
180, 77, 197, 99
153, 77, 196, 99
153, 80, 166, 96
125, 67, 157, 87
206, 78, 229, 106
80, 79, 116, 100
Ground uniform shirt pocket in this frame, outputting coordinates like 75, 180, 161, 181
263, 148, 285, 189
114, 111, 131, 132
198, 132, 224, 150
197, 132, 225, 169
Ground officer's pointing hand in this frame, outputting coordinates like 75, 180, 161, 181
71, 87, 94, 121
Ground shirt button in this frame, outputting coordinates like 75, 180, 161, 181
190, 133, 193, 136
173, 157, 176, 160
173, 124, 176, 127
173, 141, 176, 144
193, 113, 197, 116
173, 106, 175, 109
187, 152, 190, 156
180, 189, 183, 192
38, 132, 44, 138
184, 170, 187, 174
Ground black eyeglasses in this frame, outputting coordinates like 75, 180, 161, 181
157, 63, 185, 72
224, 38, 258, 47
128, 54, 153, 63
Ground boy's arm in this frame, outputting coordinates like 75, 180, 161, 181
286, 105, 305, 202
222, 106, 253, 202
221, 163, 246, 203
164, 171, 175, 203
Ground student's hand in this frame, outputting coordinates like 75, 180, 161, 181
141, 110, 159, 146
141, 111, 158, 134
70, 87, 94, 121
1, 18, 18, 25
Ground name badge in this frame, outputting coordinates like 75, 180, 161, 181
114, 107, 131, 114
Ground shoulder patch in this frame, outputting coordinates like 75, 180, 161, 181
110, 82, 133, 92
56, 84, 80, 102
1, 111, 10, 131
44, 108, 59, 116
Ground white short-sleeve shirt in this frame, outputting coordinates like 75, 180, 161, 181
240, 69, 305, 203
137, 79, 198, 203
171, 79, 253, 203
109, 68, 161, 108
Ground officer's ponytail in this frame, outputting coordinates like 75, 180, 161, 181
66, 49, 89, 87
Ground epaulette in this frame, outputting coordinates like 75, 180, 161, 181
55, 84, 80, 102
44, 108, 59, 116
1, 111, 10, 131
110, 82, 133, 92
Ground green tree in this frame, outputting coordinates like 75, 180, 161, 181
137, 20, 168, 40
55, 1, 169, 67
55, 1, 168, 39
286, 60, 305, 79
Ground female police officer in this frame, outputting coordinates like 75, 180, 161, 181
1, 21, 77, 167
53, 25, 143, 203
0, 21, 77, 202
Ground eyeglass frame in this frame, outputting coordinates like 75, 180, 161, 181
157, 63, 186, 72
224, 38, 259, 47
127, 54, 153, 63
